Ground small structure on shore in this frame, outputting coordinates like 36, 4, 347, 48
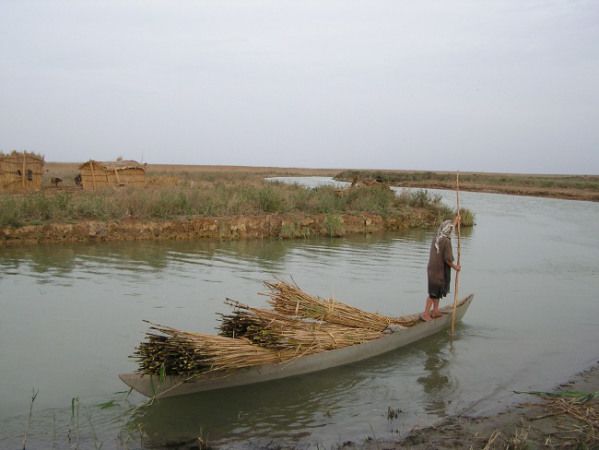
0, 151, 45, 192
78, 159, 145, 191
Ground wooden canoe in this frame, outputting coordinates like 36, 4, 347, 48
119, 294, 474, 399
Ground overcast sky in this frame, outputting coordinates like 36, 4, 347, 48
1, 1, 598, 174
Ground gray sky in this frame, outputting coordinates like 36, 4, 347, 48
1, 1, 598, 174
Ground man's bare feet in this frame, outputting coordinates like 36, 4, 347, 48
420, 313, 432, 322
431, 312, 443, 318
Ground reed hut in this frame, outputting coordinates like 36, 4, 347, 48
0, 151, 44, 192
78, 160, 145, 190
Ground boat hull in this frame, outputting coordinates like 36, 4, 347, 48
119, 294, 473, 398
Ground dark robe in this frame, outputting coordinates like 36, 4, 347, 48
427, 236, 454, 299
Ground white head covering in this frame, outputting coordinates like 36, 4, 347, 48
434, 219, 454, 254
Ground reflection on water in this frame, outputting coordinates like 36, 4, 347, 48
0, 229, 474, 288
132, 329, 463, 449
134, 366, 362, 448
417, 334, 453, 417
2, 180, 599, 449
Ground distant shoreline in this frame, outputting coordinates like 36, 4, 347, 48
335, 169, 599, 202
44, 163, 599, 202
397, 181, 599, 202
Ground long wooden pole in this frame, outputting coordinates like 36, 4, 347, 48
450, 172, 462, 336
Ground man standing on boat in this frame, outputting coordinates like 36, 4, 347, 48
421, 216, 461, 321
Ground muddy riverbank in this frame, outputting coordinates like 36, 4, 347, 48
0, 210, 436, 247
354, 362, 599, 450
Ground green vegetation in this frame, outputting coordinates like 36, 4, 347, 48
0, 181, 463, 228
324, 214, 344, 237
458, 207, 475, 227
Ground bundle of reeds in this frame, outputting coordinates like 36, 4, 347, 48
133, 322, 295, 376
219, 299, 382, 352
264, 281, 393, 331
133, 282, 420, 377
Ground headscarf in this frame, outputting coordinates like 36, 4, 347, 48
434, 219, 454, 254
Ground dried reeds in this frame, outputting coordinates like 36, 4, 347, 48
134, 322, 295, 375
133, 281, 420, 378
219, 299, 382, 352
545, 397, 599, 445
263, 281, 392, 331
263, 280, 421, 329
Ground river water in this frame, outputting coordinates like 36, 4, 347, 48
1, 179, 599, 449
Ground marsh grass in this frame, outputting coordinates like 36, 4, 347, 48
0, 181, 457, 228
459, 207, 475, 227
69, 396, 80, 450
15, 382, 181, 450
324, 214, 344, 237
21, 388, 38, 450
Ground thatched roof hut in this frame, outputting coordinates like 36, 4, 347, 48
78, 159, 145, 190
0, 151, 44, 192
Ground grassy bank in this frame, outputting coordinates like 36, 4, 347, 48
0, 181, 457, 228
1, 164, 475, 246
336, 169, 599, 201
